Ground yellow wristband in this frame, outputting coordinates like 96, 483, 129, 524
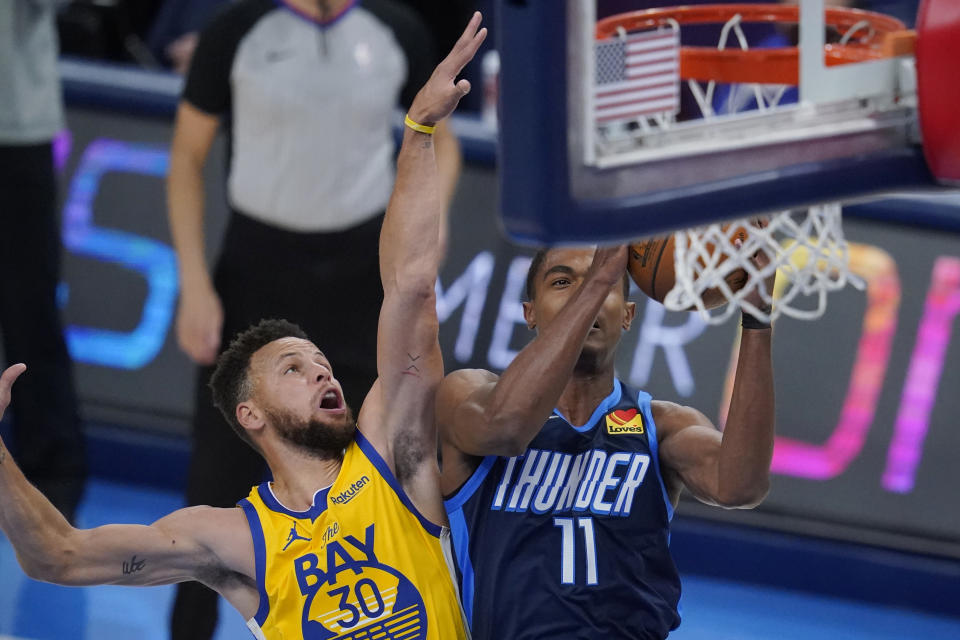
404, 114, 436, 135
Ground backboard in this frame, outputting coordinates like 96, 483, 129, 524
496, 0, 946, 245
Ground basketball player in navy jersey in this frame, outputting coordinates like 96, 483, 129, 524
438, 245, 776, 639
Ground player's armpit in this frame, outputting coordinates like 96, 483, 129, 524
363, 294, 444, 460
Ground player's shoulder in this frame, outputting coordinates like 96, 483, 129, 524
443, 367, 499, 385
650, 399, 682, 413
439, 368, 498, 399
651, 400, 713, 438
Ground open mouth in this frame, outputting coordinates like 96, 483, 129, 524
318, 389, 344, 412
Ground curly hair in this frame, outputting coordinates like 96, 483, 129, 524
209, 318, 308, 451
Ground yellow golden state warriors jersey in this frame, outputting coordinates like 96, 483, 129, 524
238, 430, 469, 640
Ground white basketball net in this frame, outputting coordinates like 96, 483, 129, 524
664, 204, 865, 324
657, 12, 870, 324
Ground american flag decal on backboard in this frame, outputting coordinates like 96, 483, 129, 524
594, 28, 680, 125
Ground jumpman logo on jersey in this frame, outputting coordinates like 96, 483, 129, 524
283, 521, 312, 551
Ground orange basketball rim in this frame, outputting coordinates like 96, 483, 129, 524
595, 4, 914, 86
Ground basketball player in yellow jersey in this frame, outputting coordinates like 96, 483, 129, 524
0, 13, 486, 640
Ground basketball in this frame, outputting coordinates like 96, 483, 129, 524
628, 225, 750, 309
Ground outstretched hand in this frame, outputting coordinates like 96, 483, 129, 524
407, 12, 487, 126
738, 217, 776, 316
587, 245, 629, 287
0, 364, 26, 423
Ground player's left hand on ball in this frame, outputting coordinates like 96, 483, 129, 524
588, 245, 629, 285
408, 11, 487, 126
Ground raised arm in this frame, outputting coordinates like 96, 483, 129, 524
360, 15, 486, 465
437, 247, 629, 466
0, 366, 254, 609
432, 120, 462, 257
656, 255, 776, 509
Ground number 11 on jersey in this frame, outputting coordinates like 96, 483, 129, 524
554, 517, 598, 585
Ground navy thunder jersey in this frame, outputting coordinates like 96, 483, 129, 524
445, 380, 681, 639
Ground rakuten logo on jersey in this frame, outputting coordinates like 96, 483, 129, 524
330, 476, 370, 505
489, 449, 651, 517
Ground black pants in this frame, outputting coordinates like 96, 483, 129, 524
170, 211, 383, 639
0, 143, 86, 523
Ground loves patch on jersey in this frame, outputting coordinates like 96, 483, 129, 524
606, 408, 644, 435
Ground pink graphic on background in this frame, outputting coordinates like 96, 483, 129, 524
882, 257, 960, 493
718, 244, 901, 480
770, 245, 900, 478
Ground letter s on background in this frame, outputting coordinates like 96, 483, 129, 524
61, 139, 177, 370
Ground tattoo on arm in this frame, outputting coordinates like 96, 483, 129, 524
122, 555, 146, 576
402, 353, 421, 378
421, 137, 433, 149
0, 446, 6, 465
